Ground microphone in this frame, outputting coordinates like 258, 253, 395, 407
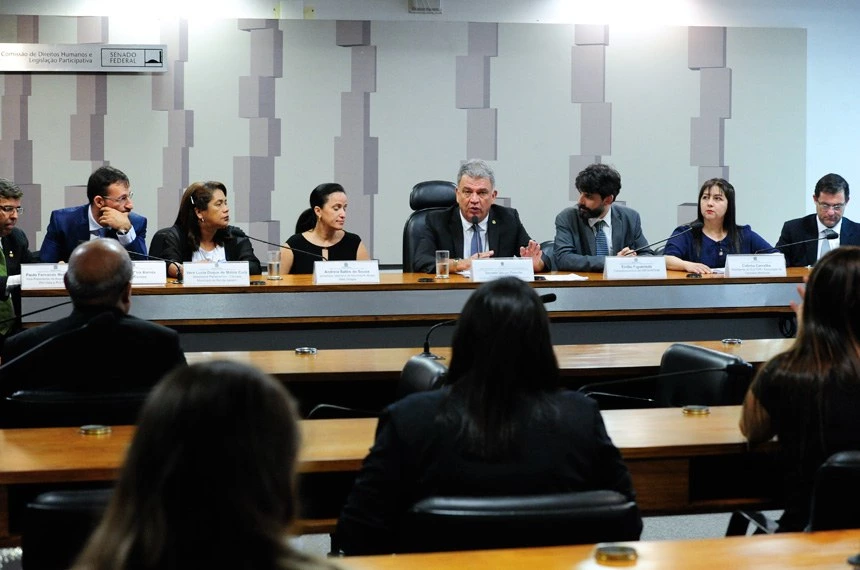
129, 251, 185, 284
756, 228, 838, 254
244, 235, 328, 262
0, 299, 74, 328
628, 221, 704, 255
577, 360, 754, 407
418, 292, 558, 359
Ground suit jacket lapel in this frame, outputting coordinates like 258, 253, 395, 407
610, 207, 624, 253
448, 209, 465, 258
803, 216, 819, 264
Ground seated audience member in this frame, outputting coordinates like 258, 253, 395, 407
664, 178, 776, 273
0, 177, 40, 343
335, 277, 641, 555
776, 173, 860, 266
149, 181, 262, 278
740, 246, 860, 532
71, 361, 340, 570
553, 163, 651, 272
0, 239, 186, 394
282, 183, 370, 274
40, 165, 147, 263
413, 159, 548, 274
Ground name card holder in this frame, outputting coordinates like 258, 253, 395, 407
724, 254, 786, 278
470, 257, 535, 282
313, 260, 381, 284
603, 256, 668, 280
21, 263, 68, 290
131, 260, 167, 286
182, 261, 250, 286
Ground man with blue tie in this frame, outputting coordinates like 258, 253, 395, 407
413, 159, 547, 274
776, 173, 860, 266
553, 163, 651, 272
40, 165, 147, 263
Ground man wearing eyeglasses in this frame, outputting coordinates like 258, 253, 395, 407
413, 158, 548, 274
776, 173, 860, 266
0, 178, 41, 342
40, 165, 147, 263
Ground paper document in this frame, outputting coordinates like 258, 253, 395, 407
540, 273, 589, 281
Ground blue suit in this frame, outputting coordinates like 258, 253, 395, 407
40, 204, 147, 263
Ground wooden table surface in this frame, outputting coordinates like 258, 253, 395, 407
339, 529, 860, 570
185, 338, 794, 382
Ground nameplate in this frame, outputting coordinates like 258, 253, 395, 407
470, 258, 535, 282
21, 263, 68, 290
131, 260, 167, 286
603, 256, 667, 280
313, 260, 381, 284
182, 261, 250, 286
724, 254, 787, 278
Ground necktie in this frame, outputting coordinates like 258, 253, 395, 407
470, 223, 482, 257
819, 231, 831, 260
0, 248, 16, 335
594, 220, 609, 256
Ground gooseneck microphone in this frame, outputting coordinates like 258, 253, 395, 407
245, 235, 328, 262
0, 299, 74, 328
755, 228, 838, 254
628, 220, 704, 255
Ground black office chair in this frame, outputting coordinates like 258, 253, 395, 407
22, 488, 113, 570
579, 343, 754, 410
402, 180, 457, 272
396, 490, 641, 553
727, 450, 860, 536
396, 355, 448, 400
540, 239, 555, 271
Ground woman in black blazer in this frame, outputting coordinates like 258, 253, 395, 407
335, 277, 641, 555
149, 181, 261, 278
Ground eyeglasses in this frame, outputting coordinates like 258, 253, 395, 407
816, 201, 845, 212
0, 206, 24, 214
102, 191, 134, 205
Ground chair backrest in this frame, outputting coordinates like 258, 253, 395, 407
398, 490, 641, 553
396, 355, 448, 400
807, 450, 860, 531
402, 181, 457, 272
540, 239, 555, 271
655, 343, 753, 407
22, 488, 113, 570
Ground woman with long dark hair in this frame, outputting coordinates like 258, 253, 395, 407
72, 361, 340, 570
664, 178, 776, 274
335, 277, 640, 555
150, 181, 262, 278
740, 246, 860, 531
281, 183, 369, 274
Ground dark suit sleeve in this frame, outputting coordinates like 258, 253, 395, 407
39, 210, 65, 263
413, 213, 444, 274
149, 227, 184, 269
124, 215, 148, 257
335, 409, 406, 555
776, 220, 804, 266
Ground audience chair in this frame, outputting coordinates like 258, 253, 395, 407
396, 355, 447, 400
402, 180, 457, 272
579, 343, 754, 410
396, 490, 641, 553
726, 450, 860, 536
22, 488, 113, 570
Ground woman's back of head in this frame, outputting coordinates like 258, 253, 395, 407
801, 246, 860, 351
444, 277, 560, 457
73, 361, 306, 570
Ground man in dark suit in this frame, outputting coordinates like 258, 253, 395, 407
1, 238, 186, 394
413, 159, 547, 274
40, 165, 147, 263
553, 163, 651, 272
776, 173, 860, 267
0, 178, 41, 342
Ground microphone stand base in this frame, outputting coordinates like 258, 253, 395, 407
417, 352, 446, 360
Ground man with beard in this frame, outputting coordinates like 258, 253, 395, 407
413, 158, 548, 274
553, 163, 651, 272
0, 178, 40, 344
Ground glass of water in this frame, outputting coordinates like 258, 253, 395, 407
267, 250, 282, 280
